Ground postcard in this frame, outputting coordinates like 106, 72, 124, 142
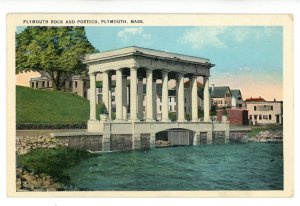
7, 13, 293, 197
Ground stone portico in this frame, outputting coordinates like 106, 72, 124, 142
84, 46, 229, 151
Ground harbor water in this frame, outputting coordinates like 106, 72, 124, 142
66, 143, 283, 191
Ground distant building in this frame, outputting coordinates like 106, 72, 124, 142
244, 97, 283, 125
210, 85, 232, 108
231, 89, 243, 108
16, 71, 90, 98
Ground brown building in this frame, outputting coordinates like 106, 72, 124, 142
216, 108, 249, 125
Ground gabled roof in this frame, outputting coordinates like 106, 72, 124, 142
210, 86, 231, 98
244, 97, 266, 102
231, 89, 242, 99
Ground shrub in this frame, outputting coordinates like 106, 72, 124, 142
168, 112, 177, 121
97, 102, 108, 114
17, 147, 98, 183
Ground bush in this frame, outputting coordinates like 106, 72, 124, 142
169, 112, 177, 121
17, 147, 98, 183
97, 102, 108, 114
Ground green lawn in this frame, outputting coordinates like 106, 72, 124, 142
16, 86, 90, 124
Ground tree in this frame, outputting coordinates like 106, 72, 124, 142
16, 26, 95, 90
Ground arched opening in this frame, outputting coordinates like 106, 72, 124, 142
155, 128, 195, 147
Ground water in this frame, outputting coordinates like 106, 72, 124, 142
66, 143, 283, 191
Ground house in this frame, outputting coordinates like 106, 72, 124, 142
244, 97, 283, 125
16, 71, 90, 98
29, 74, 90, 98
231, 89, 243, 108
210, 85, 232, 108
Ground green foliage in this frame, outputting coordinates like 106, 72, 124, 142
210, 105, 217, 116
222, 108, 228, 116
16, 26, 95, 90
97, 102, 108, 114
198, 109, 204, 118
17, 147, 97, 183
111, 112, 116, 120
169, 112, 177, 121
16, 86, 89, 124
185, 113, 191, 121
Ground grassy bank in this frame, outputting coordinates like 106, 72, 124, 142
17, 147, 98, 183
16, 86, 90, 124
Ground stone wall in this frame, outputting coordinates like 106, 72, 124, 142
57, 135, 103, 152
212, 131, 225, 144
110, 134, 132, 151
200, 132, 208, 144
141, 134, 150, 149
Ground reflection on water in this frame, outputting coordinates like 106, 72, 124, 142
66, 143, 283, 191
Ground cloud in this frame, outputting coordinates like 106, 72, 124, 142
179, 27, 227, 49
117, 27, 143, 37
239, 66, 251, 71
117, 27, 152, 44
179, 27, 279, 49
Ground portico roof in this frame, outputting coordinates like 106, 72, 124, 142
84, 46, 214, 77
85, 46, 212, 65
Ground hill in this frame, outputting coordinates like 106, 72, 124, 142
16, 86, 90, 124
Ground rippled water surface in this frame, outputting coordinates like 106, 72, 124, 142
66, 143, 283, 191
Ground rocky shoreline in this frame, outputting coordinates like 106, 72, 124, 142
16, 135, 66, 191
243, 130, 283, 143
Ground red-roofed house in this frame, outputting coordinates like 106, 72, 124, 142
244, 97, 283, 125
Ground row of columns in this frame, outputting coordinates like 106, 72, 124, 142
89, 67, 210, 122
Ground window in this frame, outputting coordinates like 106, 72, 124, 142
169, 105, 172, 111
269, 115, 272, 120
42, 81, 45, 88
254, 115, 257, 120
263, 115, 268, 120
112, 96, 115, 101
31, 82, 34, 88
271, 106, 273, 110
259, 115, 262, 120
75, 81, 78, 88
249, 115, 252, 119
169, 97, 171, 102
254, 106, 256, 111
36, 82, 38, 88
159, 105, 161, 111
47, 81, 50, 87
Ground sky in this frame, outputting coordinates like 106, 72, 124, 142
16, 26, 283, 101
85, 26, 283, 101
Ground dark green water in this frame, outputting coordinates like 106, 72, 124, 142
66, 143, 283, 191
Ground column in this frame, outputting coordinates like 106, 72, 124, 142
89, 72, 97, 121
204, 76, 210, 122
191, 76, 199, 121
130, 67, 138, 121
102, 71, 109, 109
137, 78, 144, 120
146, 69, 154, 121
177, 73, 185, 121
122, 76, 128, 120
152, 80, 157, 120
108, 74, 112, 120
115, 69, 123, 121
161, 71, 169, 121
